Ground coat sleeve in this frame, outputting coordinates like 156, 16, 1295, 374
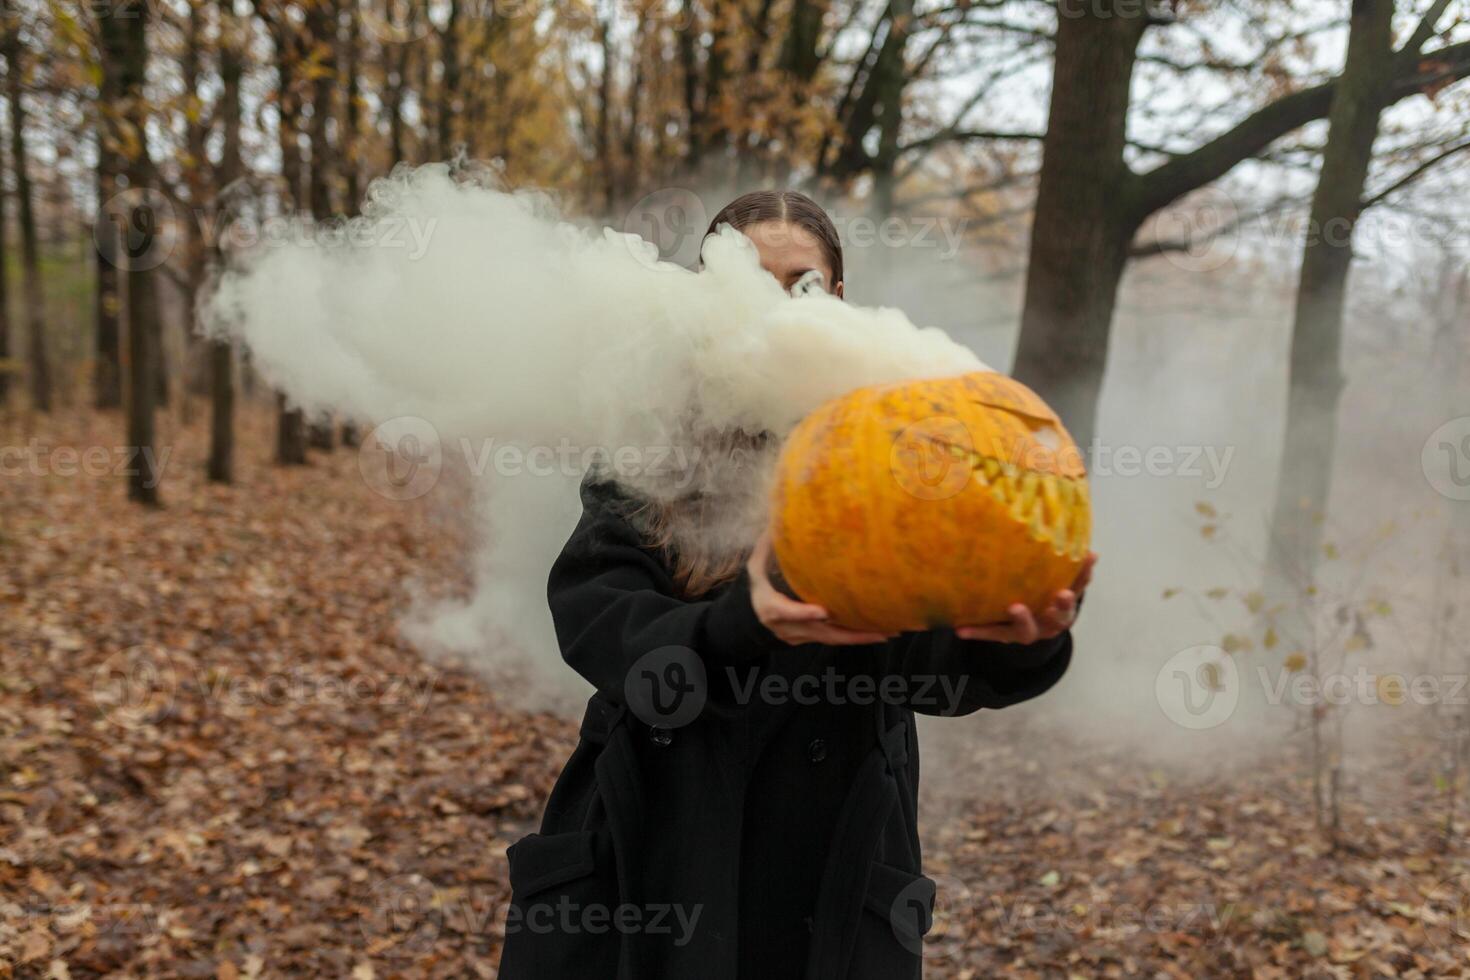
547, 478, 784, 702
880, 618, 1075, 718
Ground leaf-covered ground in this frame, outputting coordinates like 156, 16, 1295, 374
2, 409, 1467, 978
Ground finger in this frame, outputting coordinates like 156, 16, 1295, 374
1006, 604, 1040, 645
955, 625, 1017, 643
1041, 591, 1076, 630
747, 531, 774, 580
1071, 553, 1098, 593
808, 625, 892, 646
763, 592, 831, 623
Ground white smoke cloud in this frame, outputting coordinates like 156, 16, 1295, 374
206, 164, 988, 698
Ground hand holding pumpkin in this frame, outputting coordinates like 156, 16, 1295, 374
746, 531, 896, 647
954, 552, 1097, 644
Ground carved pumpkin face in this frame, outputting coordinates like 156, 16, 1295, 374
771, 371, 1091, 633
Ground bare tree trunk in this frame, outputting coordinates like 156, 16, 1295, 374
0, 76, 10, 409
100, 0, 161, 504
209, 0, 246, 484
1008, 3, 1469, 452
703, 0, 731, 166
597, 10, 616, 209
4, 13, 52, 413
340, 0, 362, 456
1265, 0, 1398, 607
619, 14, 646, 203
1010, 5, 1146, 451
263, 6, 309, 464
306, 0, 337, 451
436, 0, 460, 162
867, 0, 913, 217
181, 0, 211, 400
258, 0, 309, 462
94, 141, 123, 409
93, 6, 123, 411
386, 1, 412, 167
342, 2, 361, 209
277, 392, 308, 466
678, 0, 702, 165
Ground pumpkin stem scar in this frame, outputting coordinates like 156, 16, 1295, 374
965, 397, 1057, 429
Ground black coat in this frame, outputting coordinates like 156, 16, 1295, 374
497, 478, 1073, 980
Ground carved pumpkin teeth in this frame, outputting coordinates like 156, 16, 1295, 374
1041, 475, 1061, 520
945, 452, 1088, 556
968, 451, 990, 486
1051, 494, 1070, 543
1014, 472, 1039, 520
1029, 503, 1047, 540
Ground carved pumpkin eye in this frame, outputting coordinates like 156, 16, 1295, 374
771, 371, 1092, 633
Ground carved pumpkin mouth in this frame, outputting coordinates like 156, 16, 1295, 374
931, 439, 1091, 560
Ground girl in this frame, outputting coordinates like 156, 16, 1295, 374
497, 190, 1094, 980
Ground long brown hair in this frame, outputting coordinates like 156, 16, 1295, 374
633, 190, 845, 598
703, 189, 844, 287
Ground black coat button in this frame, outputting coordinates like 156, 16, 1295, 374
807, 738, 827, 763
650, 727, 673, 747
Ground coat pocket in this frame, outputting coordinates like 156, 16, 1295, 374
499, 831, 622, 979
848, 861, 935, 980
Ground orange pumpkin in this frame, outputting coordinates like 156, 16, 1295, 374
770, 371, 1091, 633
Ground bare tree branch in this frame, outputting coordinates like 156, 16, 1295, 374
1360, 137, 1470, 209
1132, 39, 1470, 221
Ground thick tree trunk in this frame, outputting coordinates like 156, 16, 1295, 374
1010, 6, 1146, 452
1264, 0, 1397, 604
778, 0, 826, 81
5, 20, 52, 413
277, 392, 308, 465
100, 0, 161, 504
208, 338, 235, 482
